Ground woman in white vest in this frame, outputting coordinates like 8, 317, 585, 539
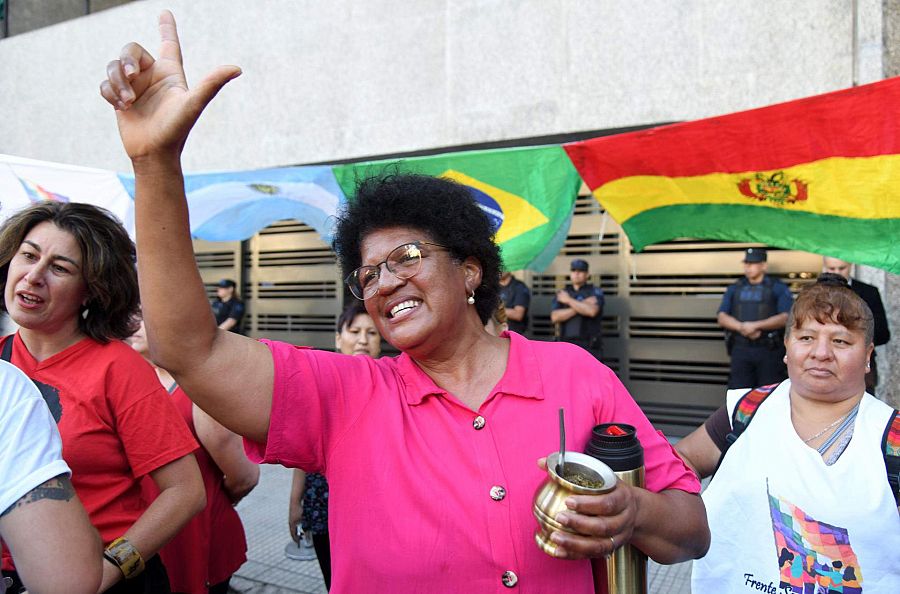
677, 276, 900, 593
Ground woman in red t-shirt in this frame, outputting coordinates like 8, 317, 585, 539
0, 202, 205, 593
131, 319, 259, 594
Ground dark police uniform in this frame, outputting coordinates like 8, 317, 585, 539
552, 283, 604, 359
849, 278, 891, 391
718, 275, 792, 389
499, 277, 531, 335
212, 297, 246, 335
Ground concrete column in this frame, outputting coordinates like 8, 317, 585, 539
873, 0, 900, 407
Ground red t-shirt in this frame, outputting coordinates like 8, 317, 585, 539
144, 386, 247, 593
1, 333, 197, 571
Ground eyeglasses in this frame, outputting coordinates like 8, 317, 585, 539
345, 241, 449, 300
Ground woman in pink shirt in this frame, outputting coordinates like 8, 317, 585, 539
101, 11, 709, 593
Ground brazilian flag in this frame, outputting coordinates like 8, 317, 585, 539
332, 146, 581, 271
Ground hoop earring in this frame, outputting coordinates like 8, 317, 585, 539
467, 291, 475, 305
82, 307, 90, 320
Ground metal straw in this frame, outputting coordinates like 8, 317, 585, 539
558, 407, 566, 475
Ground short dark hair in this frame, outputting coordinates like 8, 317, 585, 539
787, 279, 874, 345
0, 201, 139, 343
333, 173, 501, 324
337, 302, 369, 333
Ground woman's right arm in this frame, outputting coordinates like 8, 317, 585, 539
100, 11, 272, 442
674, 407, 728, 480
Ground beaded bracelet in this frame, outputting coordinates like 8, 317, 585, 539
103, 537, 145, 580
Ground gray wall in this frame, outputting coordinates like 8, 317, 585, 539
874, 0, 900, 408
0, 0, 876, 172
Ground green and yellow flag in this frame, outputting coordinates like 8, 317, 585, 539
565, 78, 900, 273
333, 146, 581, 271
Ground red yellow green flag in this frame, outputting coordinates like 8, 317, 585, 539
564, 78, 900, 273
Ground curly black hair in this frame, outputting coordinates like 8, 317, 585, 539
333, 173, 501, 324
0, 201, 139, 342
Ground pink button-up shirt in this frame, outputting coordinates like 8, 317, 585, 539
246, 332, 699, 593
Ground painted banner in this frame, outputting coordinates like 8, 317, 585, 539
333, 145, 581, 271
0, 154, 134, 234
119, 165, 345, 243
564, 78, 900, 273
768, 489, 862, 593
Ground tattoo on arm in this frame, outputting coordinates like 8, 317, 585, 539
0, 475, 75, 518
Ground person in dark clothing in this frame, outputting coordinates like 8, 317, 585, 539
717, 248, 793, 389
551, 259, 604, 359
211, 279, 245, 335
822, 256, 891, 392
498, 271, 530, 335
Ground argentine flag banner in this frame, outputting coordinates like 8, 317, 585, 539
119, 165, 346, 244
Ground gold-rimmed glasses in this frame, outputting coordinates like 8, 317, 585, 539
345, 241, 449, 300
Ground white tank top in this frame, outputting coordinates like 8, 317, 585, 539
693, 380, 900, 593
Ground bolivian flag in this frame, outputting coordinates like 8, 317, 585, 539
333, 146, 581, 271
564, 78, 900, 273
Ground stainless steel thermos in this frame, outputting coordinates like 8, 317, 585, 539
585, 423, 647, 594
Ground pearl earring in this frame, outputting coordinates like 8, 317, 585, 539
467, 291, 475, 305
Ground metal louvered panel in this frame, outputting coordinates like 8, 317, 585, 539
195, 251, 237, 268
572, 194, 605, 216
629, 317, 722, 340
633, 399, 720, 436
629, 359, 731, 385
561, 233, 620, 257
628, 273, 817, 296
256, 313, 336, 333
630, 275, 745, 296
246, 220, 342, 347
259, 221, 318, 235
257, 248, 336, 267
256, 280, 338, 300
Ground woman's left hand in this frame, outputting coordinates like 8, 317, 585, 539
537, 457, 710, 563
536, 457, 636, 559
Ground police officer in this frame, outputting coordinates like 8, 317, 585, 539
211, 278, 246, 334
498, 270, 531, 335
717, 248, 793, 389
551, 258, 604, 359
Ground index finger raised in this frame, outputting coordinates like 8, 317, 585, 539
157, 9, 183, 64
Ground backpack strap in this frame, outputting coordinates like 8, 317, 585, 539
725, 383, 779, 448
881, 409, 900, 507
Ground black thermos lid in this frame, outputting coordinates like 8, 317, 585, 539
584, 423, 644, 472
